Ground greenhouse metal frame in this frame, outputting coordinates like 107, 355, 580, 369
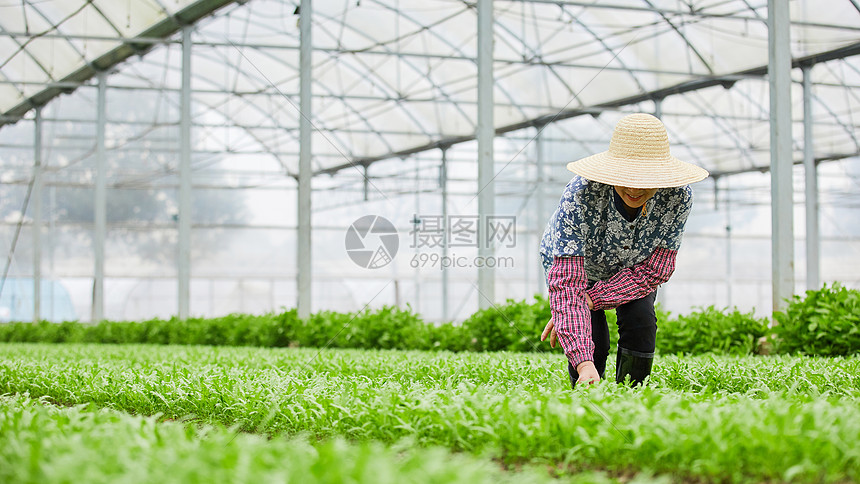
0, 0, 858, 323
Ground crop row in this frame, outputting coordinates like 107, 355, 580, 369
3, 283, 857, 356
2, 343, 858, 398
2, 395, 613, 484
0, 297, 771, 355
1, 343, 859, 482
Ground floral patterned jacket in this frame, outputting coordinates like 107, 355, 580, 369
539, 176, 693, 367
540, 176, 692, 282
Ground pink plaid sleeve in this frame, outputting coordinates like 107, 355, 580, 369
586, 247, 677, 310
547, 256, 593, 368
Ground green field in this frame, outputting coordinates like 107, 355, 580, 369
1, 342, 859, 483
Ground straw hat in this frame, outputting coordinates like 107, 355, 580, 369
566, 113, 709, 188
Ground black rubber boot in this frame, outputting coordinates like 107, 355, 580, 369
615, 347, 654, 386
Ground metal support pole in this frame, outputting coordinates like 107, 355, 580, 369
711, 177, 720, 305
477, 0, 495, 309
362, 165, 369, 202
93, 72, 107, 322
535, 126, 546, 296
33, 107, 43, 323
413, 158, 421, 315
297, 0, 313, 320
178, 26, 193, 319
654, 97, 663, 119
724, 177, 733, 308
48, 186, 55, 320
802, 65, 819, 291
767, 0, 794, 313
440, 148, 449, 321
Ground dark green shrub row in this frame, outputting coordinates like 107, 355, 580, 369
1, 285, 856, 356
657, 306, 768, 356
0, 303, 548, 353
771, 283, 860, 356
0, 313, 294, 348
0, 309, 434, 351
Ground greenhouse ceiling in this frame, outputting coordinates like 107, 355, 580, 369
0, 0, 859, 180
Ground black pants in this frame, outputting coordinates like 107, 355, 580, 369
567, 290, 657, 386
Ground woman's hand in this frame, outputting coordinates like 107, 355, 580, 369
540, 318, 557, 348
576, 361, 600, 385
541, 294, 594, 349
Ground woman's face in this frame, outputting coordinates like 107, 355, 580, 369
614, 186, 658, 208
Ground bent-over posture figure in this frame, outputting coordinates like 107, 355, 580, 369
539, 113, 709, 388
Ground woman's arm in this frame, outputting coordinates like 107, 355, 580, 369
585, 247, 677, 310
547, 256, 593, 368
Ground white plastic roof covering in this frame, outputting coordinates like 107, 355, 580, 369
0, 0, 859, 180
0, 0, 232, 119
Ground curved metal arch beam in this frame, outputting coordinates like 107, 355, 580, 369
224, 2, 253, 94
524, 2, 751, 80
186, 46, 340, 161
0, 0, 241, 126
108, 15, 367, 171
528, 27, 679, 75
109, 49, 303, 179
641, 0, 715, 75
307, 32, 416, 150
79, 1, 127, 38
390, 1, 536, 121
321, 0, 630, 168
0, 23, 58, 85
0, 1, 93, 78
198, 7, 708, 122
734, 80, 771, 119
811, 91, 860, 150
130, 51, 305, 175
442, 3, 533, 121
199, 45, 398, 164
211, 4, 441, 142
560, 6, 649, 98
318, 41, 860, 176
205, 0, 393, 162
668, 91, 754, 170
188, 39, 404, 175
837, 58, 860, 102
694, 85, 791, 169
725, 79, 800, 154
738, 0, 768, 23
194, 98, 300, 170
670, 68, 859, 172
0, 0, 240, 127
550, 114, 624, 158
315, 1, 480, 136
491, 4, 579, 103
16, 0, 178, 90
518, 0, 859, 34
199, 8, 401, 160
504, 2, 682, 105
10, 0, 138, 123
814, 62, 860, 150
0, 60, 25, 102
356, 0, 549, 131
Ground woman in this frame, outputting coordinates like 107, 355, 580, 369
539, 113, 708, 388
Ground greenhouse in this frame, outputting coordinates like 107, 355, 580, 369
0, 0, 856, 323
1, 1, 859, 483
